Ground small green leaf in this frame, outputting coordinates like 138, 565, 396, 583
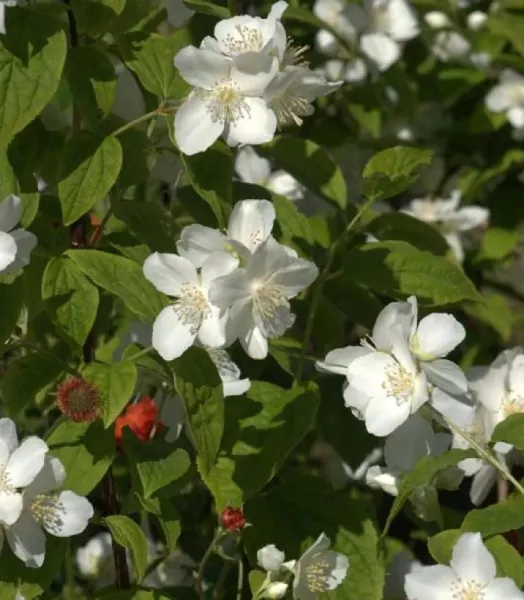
362, 146, 433, 201
492, 413, 524, 452
0, 6, 67, 149
345, 241, 481, 305
183, 0, 230, 18
477, 227, 519, 262
71, 0, 126, 35
67, 249, 168, 321
461, 493, 524, 538
82, 361, 137, 427
58, 133, 123, 225
105, 515, 149, 583
248, 570, 266, 595
47, 420, 116, 495
273, 192, 314, 246
264, 136, 347, 209
42, 257, 99, 348
173, 347, 224, 475
157, 500, 181, 552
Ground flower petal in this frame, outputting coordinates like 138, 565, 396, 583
316, 346, 372, 376
226, 96, 277, 147
0, 418, 18, 454
0, 491, 23, 526
6, 436, 48, 488
25, 457, 65, 497
404, 565, 456, 600
152, 306, 197, 361
431, 388, 476, 429
43, 491, 93, 537
174, 95, 224, 156
365, 466, 400, 496
484, 577, 524, 600
451, 206, 489, 232
143, 252, 197, 297
239, 324, 268, 359
200, 250, 240, 285
227, 199, 275, 253
486, 83, 514, 113
6, 512, 46, 568
6, 229, 37, 273
197, 306, 227, 348
0, 194, 22, 233
235, 146, 271, 184
372, 299, 413, 352
423, 359, 468, 396
223, 378, 251, 397
450, 533, 496, 585
413, 314, 465, 360
0, 230, 17, 272
208, 269, 251, 309
470, 463, 497, 506
174, 46, 231, 89
177, 225, 226, 268
364, 394, 411, 436
231, 53, 279, 96
360, 33, 400, 71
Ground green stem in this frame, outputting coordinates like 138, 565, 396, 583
110, 106, 176, 138
293, 197, 377, 386
127, 346, 154, 362
197, 530, 223, 600
236, 556, 244, 600
214, 561, 232, 600
441, 412, 524, 498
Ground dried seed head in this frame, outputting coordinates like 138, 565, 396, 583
57, 377, 101, 423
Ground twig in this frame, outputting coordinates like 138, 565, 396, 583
236, 555, 244, 600
197, 530, 223, 600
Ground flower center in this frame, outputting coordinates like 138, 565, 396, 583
197, 82, 250, 124
0, 463, 14, 494
304, 558, 332, 593
451, 579, 485, 600
269, 92, 311, 127
173, 284, 211, 334
251, 282, 295, 338
502, 392, 524, 418
224, 25, 263, 54
30, 493, 65, 534
382, 362, 415, 404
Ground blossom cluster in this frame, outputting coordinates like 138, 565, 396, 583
173, 1, 341, 155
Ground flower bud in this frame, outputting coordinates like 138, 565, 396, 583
221, 506, 246, 532
257, 544, 285, 572
424, 11, 450, 29
265, 582, 288, 599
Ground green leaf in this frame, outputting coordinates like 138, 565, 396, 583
0, 6, 67, 149
105, 515, 149, 583
173, 347, 224, 475
0, 277, 24, 346
183, 0, 230, 18
58, 133, 123, 225
204, 381, 320, 510
248, 571, 266, 595
264, 136, 347, 209
362, 146, 433, 201
478, 227, 519, 262
181, 141, 233, 228
244, 474, 385, 600
42, 257, 99, 348
273, 192, 314, 246
2, 353, 64, 418
367, 212, 449, 255
488, 14, 524, 58
0, 538, 67, 600
47, 419, 115, 495
96, 590, 173, 600
67, 249, 168, 321
157, 499, 181, 552
66, 46, 117, 127
461, 494, 524, 538
464, 294, 513, 341
123, 432, 191, 498
71, 0, 126, 35
82, 361, 137, 427
381, 449, 476, 539
345, 241, 481, 305
429, 530, 524, 587
117, 129, 154, 188
492, 413, 524, 452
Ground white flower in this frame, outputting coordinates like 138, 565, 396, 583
366, 414, 450, 495
486, 69, 524, 130
403, 191, 489, 262
76, 532, 115, 587
404, 532, 524, 600
467, 10, 487, 31
314, 0, 358, 56
258, 544, 286, 572
0, 418, 48, 527
235, 146, 305, 202
143, 250, 238, 360
209, 237, 318, 359
7, 457, 93, 568
0, 1, 17, 35
178, 199, 276, 268
424, 11, 451, 29
0, 195, 37, 275
432, 31, 471, 62
293, 533, 348, 599
266, 582, 289, 599
322, 58, 368, 83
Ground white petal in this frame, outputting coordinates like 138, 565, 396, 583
177, 225, 226, 268
152, 306, 197, 361
484, 578, 524, 600
25, 456, 65, 496
43, 491, 93, 537
0, 418, 18, 454
226, 97, 277, 146
485, 82, 515, 113
0, 491, 23, 526
200, 250, 240, 285
470, 463, 497, 506
234, 146, 271, 184
383, 0, 420, 41
450, 533, 496, 586
6, 512, 46, 568
174, 46, 231, 90
0, 194, 22, 232
6, 229, 37, 273
423, 359, 468, 396
143, 252, 197, 297
197, 307, 227, 348
174, 95, 224, 156
316, 30, 340, 55
316, 346, 371, 376
257, 544, 286, 571
413, 314, 465, 360
360, 33, 400, 71
239, 324, 268, 359
0, 231, 18, 272
508, 106, 524, 129
372, 299, 413, 352
6, 436, 48, 488
343, 382, 371, 414
231, 53, 279, 96
404, 565, 456, 600
431, 388, 476, 429
208, 269, 251, 309
384, 414, 435, 471
450, 206, 489, 232
223, 378, 251, 397
227, 199, 275, 253
270, 257, 319, 297
365, 466, 400, 496
364, 394, 411, 437
266, 171, 304, 201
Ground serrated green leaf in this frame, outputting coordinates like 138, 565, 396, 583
0, 6, 67, 149
173, 347, 224, 475
82, 361, 137, 427
461, 493, 524, 538
264, 136, 347, 209
58, 133, 123, 225
42, 257, 99, 347
105, 515, 149, 583
362, 146, 433, 201
492, 413, 524, 452
345, 241, 481, 305
67, 249, 168, 321
203, 381, 320, 510
47, 420, 116, 495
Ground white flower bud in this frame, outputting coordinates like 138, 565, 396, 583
257, 544, 285, 572
467, 11, 488, 31
265, 582, 288, 599
424, 11, 450, 29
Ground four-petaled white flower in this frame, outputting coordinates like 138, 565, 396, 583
209, 237, 318, 359
403, 191, 489, 262
404, 532, 524, 600
143, 250, 238, 360
235, 146, 305, 202
431, 31, 471, 62
366, 414, 450, 495
293, 533, 349, 599
0, 418, 48, 528
0, 195, 37, 275
6, 456, 93, 568
486, 69, 524, 131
